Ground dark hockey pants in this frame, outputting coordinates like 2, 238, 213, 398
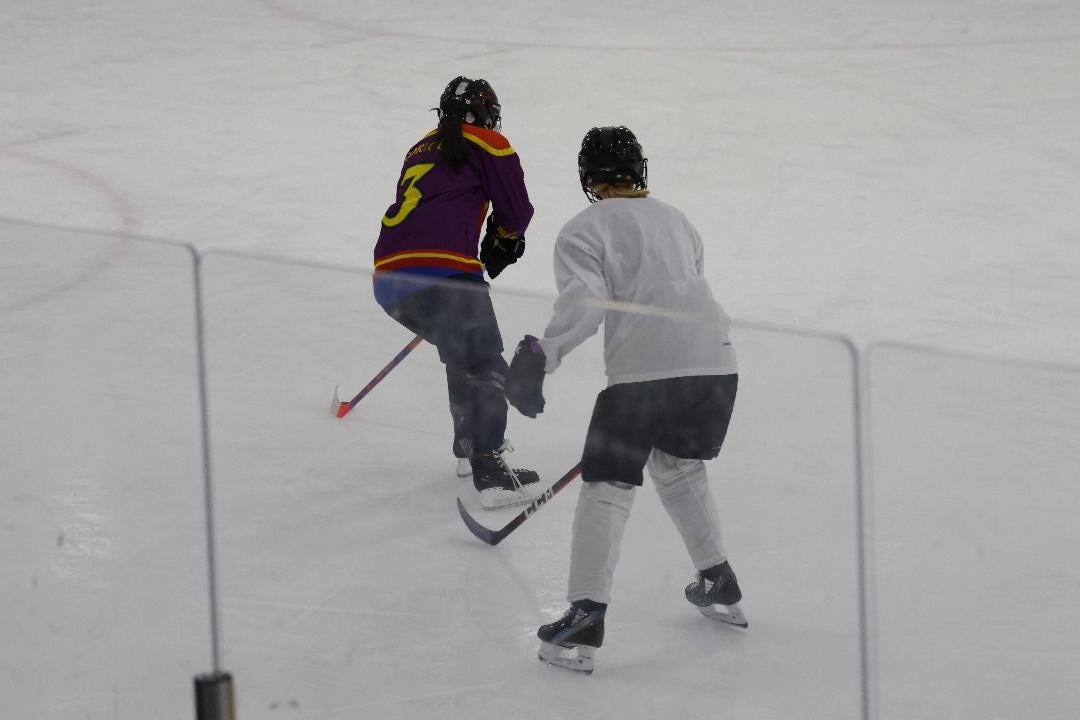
382, 274, 508, 457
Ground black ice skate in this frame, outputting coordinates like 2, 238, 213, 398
471, 447, 539, 510
537, 602, 605, 674
455, 439, 515, 479
685, 561, 748, 628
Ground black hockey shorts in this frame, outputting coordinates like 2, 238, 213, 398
581, 374, 738, 487
384, 274, 506, 372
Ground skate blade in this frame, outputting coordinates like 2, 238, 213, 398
698, 601, 748, 628
479, 487, 538, 511
538, 641, 594, 674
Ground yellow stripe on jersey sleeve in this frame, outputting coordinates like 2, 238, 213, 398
463, 131, 517, 157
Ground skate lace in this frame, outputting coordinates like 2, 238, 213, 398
704, 574, 727, 593
493, 444, 525, 491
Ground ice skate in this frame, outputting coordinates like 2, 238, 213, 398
455, 440, 514, 478
685, 561, 748, 628
472, 445, 539, 510
537, 602, 605, 674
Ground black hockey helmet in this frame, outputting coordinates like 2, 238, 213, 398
438, 76, 501, 130
578, 126, 648, 203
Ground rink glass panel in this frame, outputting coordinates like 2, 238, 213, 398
5, 232, 1077, 718
0, 220, 210, 720
869, 344, 1080, 720
200, 255, 863, 720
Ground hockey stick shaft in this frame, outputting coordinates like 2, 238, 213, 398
335, 334, 424, 418
457, 462, 582, 545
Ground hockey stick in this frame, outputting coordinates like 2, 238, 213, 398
457, 462, 582, 545
333, 334, 424, 419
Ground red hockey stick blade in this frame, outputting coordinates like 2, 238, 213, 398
335, 397, 351, 419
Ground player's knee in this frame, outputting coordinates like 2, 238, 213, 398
580, 478, 636, 511
648, 450, 705, 488
467, 355, 509, 389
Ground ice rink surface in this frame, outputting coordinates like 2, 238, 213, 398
2, 1, 1079, 719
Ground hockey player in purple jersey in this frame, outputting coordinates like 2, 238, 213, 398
505, 126, 747, 673
373, 76, 539, 510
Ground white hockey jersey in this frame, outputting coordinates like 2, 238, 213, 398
536, 196, 737, 386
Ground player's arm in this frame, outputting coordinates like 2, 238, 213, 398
536, 229, 607, 374
692, 224, 705, 275
464, 128, 534, 277
464, 127, 534, 235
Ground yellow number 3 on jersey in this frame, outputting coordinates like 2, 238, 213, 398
382, 163, 435, 227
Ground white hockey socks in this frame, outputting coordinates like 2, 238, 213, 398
566, 479, 636, 606
648, 449, 728, 572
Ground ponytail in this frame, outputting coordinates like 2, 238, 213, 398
589, 182, 650, 200
438, 116, 469, 170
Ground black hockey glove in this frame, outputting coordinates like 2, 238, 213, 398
506, 335, 546, 418
480, 215, 525, 279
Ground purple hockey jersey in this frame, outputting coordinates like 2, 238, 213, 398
373, 125, 534, 307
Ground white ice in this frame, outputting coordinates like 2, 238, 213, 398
2, 2, 1079, 719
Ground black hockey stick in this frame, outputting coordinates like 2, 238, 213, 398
457, 462, 582, 545
334, 334, 423, 418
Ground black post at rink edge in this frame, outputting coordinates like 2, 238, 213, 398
195, 671, 235, 720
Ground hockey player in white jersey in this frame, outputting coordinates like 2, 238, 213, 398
505, 126, 746, 674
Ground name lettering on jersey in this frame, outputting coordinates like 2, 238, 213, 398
404, 127, 516, 161
405, 140, 441, 163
